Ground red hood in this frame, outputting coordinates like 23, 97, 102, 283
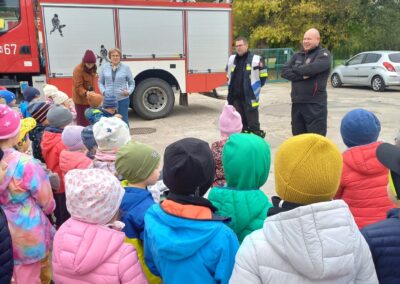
41, 131, 64, 158
342, 142, 386, 176
41, 131, 67, 193
59, 150, 92, 175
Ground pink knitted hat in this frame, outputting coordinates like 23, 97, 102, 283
218, 104, 243, 137
0, 105, 21, 140
65, 168, 125, 225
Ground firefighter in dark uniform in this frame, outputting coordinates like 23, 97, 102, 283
227, 37, 268, 138
281, 28, 331, 136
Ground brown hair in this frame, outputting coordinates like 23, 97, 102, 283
82, 62, 97, 74
235, 36, 248, 45
108, 48, 122, 60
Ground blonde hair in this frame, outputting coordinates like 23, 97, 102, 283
108, 48, 122, 60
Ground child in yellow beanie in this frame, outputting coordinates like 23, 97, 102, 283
230, 134, 378, 283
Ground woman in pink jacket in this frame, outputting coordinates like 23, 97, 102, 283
52, 168, 147, 284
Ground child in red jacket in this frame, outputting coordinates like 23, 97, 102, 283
336, 108, 394, 229
41, 104, 73, 228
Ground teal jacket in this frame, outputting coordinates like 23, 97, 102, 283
144, 204, 239, 284
208, 133, 272, 242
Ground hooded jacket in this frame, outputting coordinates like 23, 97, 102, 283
144, 204, 239, 284
59, 150, 92, 178
41, 130, 67, 193
229, 200, 378, 284
362, 208, 400, 284
208, 134, 272, 242
120, 187, 160, 284
52, 218, 147, 284
0, 149, 55, 265
335, 142, 394, 229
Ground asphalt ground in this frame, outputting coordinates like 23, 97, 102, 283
128, 83, 400, 197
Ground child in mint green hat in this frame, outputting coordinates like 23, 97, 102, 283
116, 141, 162, 284
208, 133, 272, 242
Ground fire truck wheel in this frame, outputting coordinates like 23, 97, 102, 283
131, 78, 175, 120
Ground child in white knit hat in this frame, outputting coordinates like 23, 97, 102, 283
47, 90, 77, 123
52, 168, 147, 283
210, 103, 243, 186
42, 84, 58, 100
92, 117, 131, 178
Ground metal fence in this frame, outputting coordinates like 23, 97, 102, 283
251, 48, 294, 82
251, 47, 355, 81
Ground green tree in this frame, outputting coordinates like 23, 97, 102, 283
233, 0, 357, 50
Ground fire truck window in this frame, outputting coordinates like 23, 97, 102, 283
0, 0, 21, 33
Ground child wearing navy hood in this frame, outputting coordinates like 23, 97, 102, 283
362, 143, 400, 284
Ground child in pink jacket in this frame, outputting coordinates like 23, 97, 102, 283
60, 125, 92, 178
52, 168, 147, 284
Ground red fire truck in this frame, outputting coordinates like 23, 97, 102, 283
0, 0, 232, 119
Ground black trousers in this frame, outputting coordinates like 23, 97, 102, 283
54, 193, 70, 229
233, 99, 260, 131
291, 102, 327, 136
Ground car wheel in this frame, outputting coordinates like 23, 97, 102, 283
331, 73, 342, 88
131, 78, 175, 120
371, 75, 386, 92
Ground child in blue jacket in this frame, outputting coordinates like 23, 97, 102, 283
144, 138, 239, 284
116, 141, 162, 284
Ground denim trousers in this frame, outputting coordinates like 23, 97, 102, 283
118, 97, 130, 126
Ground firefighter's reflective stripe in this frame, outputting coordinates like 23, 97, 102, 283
260, 69, 268, 78
227, 55, 236, 86
246, 64, 251, 71
250, 54, 264, 100
252, 101, 260, 107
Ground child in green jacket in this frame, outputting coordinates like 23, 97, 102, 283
208, 133, 272, 242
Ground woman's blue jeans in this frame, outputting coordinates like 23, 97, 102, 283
118, 98, 130, 127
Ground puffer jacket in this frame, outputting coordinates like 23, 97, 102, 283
121, 187, 160, 284
144, 203, 239, 284
41, 130, 67, 193
52, 218, 147, 284
98, 62, 135, 101
59, 150, 92, 178
362, 208, 400, 284
0, 206, 13, 284
208, 133, 272, 242
229, 200, 378, 284
335, 142, 394, 229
